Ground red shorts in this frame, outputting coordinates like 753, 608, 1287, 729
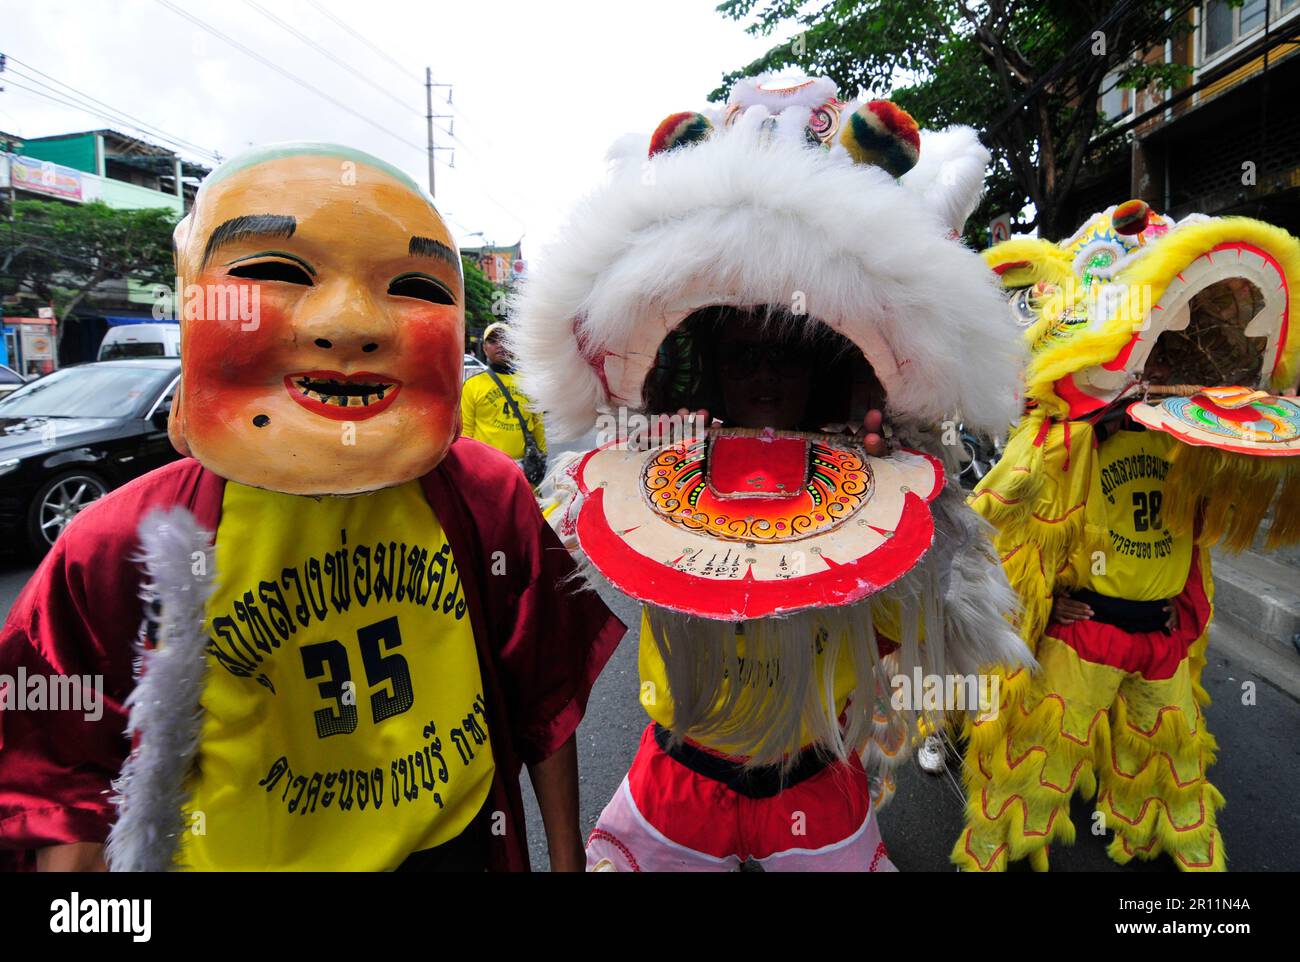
586, 723, 896, 872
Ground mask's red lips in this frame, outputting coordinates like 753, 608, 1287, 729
284, 370, 402, 421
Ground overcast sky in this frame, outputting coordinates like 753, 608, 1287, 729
3, 0, 788, 265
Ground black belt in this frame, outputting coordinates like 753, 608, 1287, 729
653, 723, 832, 799
1069, 588, 1171, 634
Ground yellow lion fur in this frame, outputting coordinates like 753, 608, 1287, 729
1164, 444, 1300, 550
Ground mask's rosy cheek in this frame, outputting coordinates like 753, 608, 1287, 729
184, 274, 293, 386
396, 305, 464, 400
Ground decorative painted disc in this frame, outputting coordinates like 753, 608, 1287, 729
1127, 388, 1300, 456
642, 434, 872, 543
575, 429, 944, 620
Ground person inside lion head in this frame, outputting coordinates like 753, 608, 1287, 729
962, 199, 1300, 873
513, 74, 1034, 872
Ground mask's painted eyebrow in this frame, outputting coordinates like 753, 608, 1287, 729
202, 214, 297, 267
408, 236, 458, 269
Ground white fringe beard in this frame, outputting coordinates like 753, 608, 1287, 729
574, 481, 1030, 771
106, 507, 217, 872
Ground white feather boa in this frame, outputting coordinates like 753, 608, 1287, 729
106, 507, 216, 872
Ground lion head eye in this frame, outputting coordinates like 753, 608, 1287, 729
1010, 288, 1039, 327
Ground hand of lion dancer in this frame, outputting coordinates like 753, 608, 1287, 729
678, 408, 711, 442
37, 842, 107, 872
1051, 594, 1094, 625
628, 408, 712, 451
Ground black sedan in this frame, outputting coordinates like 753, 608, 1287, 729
0, 359, 182, 555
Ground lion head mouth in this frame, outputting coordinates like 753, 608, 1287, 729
639, 305, 886, 436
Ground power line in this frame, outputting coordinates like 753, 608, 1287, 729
2, 57, 222, 162
985, 0, 1141, 137
13, 67, 526, 236
4, 57, 219, 159
239, 0, 421, 118
299, 1, 501, 159
304, 0, 423, 84
3, 78, 220, 170
287, 1, 529, 231
152, 0, 426, 155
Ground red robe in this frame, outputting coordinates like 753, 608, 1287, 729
0, 439, 625, 871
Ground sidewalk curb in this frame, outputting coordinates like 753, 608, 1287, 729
1209, 617, 1300, 704
1212, 548, 1300, 660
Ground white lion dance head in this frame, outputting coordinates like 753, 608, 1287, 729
514, 75, 1023, 441
512, 75, 1033, 766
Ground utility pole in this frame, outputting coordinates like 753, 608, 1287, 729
425, 68, 454, 199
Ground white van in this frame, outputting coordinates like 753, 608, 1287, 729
98, 323, 182, 361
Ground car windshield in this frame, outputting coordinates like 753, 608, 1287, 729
0, 365, 173, 418
101, 341, 166, 359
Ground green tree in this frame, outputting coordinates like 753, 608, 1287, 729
2, 199, 178, 344
714, 0, 1194, 241
462, 255, 499, 336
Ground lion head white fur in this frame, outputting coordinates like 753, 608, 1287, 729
511, 93, 1022, 442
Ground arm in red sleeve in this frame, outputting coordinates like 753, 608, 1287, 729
0, 459, 215, 869
0, 527, 138, 863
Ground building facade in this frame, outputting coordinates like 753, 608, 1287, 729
1070, 1, 1300, 233
461, 240, 524, 285
0, 129, 210, 369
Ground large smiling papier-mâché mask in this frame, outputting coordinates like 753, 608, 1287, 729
170, 143, 464, 495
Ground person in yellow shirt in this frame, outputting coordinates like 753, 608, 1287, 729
952, 199, 1300, 872
460, 323, 546, 482
959, 388, 1218, 872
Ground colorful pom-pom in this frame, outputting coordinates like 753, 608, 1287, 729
649, 112, 713, 157
839, 100, 920, 178
1113, 199, 1151, 235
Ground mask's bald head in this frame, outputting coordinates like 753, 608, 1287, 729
170, 142, 465, 495
175, 142, 456, 282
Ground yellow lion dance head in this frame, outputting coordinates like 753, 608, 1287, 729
984, 200, 1300, 550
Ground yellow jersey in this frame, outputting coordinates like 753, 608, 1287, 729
178, 479, 494, 870
1074, 426, 1193, 601
460, 369, 547, 461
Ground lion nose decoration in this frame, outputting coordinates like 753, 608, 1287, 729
707, 433, 808, 498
